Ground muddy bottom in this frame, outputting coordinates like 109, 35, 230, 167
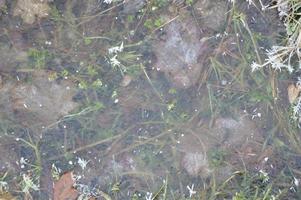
0, 0, 299, 199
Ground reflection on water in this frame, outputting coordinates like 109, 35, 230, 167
0, 0, 300, 199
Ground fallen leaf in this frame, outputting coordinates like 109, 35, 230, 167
0, 192, 17, 200
120, 75, 132, 87
13, 0, 50, 24
288, 84, 301, 103
53, 172, 78, 200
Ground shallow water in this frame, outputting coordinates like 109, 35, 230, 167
0, 0, 300, 199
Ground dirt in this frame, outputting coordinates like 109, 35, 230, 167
0, 45, 28, 72
117, 83, 161, 118
194, 0, 228, 31
0, 138, 19, 175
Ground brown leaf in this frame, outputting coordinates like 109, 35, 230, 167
288, 84, 301, 103
0, 192, 17, 200
120, 75, 132, 87
53, 172, 78, 200
13, 0, 50, 24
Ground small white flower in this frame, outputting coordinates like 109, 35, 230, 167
250, 61, 262, 72
20, 157, 27, 165
20, 157, 28, 169
21, 174, 39, 194
290, 186, 296, 192
0, 181, 8, 192
187, 184, 196, 198
246, 0, 254, 5
145, 192, 152, 200
104, 0, 113, 4
110, 55, 121, 67
259, 169, 269, 183
294, 177, 299, 187
77, 157, 89, 170
108, 42, 124, 54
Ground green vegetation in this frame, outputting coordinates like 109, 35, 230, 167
28, 48, 51, 69
144, 18, 164, 30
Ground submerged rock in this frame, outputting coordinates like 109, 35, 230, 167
152, 14, 209, 88
182, 152, 211, 177
0, 70, 78, 132
177, 129, 212, 177
151, 0, 229, 88
178, 114, 263, 177
213, 115, 261, 147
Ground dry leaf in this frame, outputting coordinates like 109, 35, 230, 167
288, 84, 301, 103
0, 192, 17, 200
120, 75, 132, 87
53, 172, 78, 200
13, 0, 50, 24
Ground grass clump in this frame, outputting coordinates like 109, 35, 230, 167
27, 48, 51, 69
249, 0, 301, 122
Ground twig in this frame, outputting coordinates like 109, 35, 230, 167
141, 64, 164, 103
76, 1, 126, 27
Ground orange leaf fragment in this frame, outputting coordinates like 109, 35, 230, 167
288, 84, 301, 104
53, 171, 78, 200
0, 192, 17, 200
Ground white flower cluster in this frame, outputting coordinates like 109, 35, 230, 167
251, 0, 301, 73
187, 184, 196, 198
108, 42, 127, 75
251, 45, 297, 73
77, 157, 90, 170
250, 1, 301, 122
251, 45, 301, 122
0, 181, 8, 192
108, 42, 124, 55
103, 0, 122, 5
103, 0, 113, 4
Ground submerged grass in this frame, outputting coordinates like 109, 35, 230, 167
0, 0, 301, 199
